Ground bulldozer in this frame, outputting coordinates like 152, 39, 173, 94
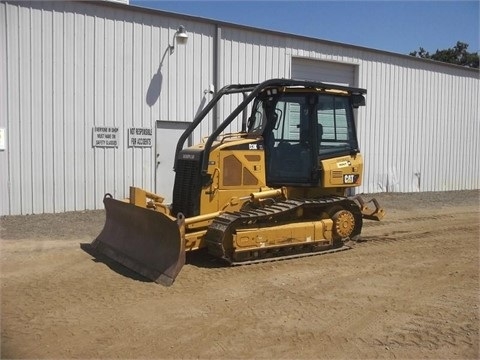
88, 78, 385, 286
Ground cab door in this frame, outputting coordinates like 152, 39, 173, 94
266, 95, 316, 185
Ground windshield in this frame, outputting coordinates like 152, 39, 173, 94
252, 93, 358, 156
317, 95, 358, 157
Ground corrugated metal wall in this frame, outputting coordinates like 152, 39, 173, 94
1, 0, 478, 215
358, 56, 479, 193
218, 29, 479, 194
0, 1, 215, 215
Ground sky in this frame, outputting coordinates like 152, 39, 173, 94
129, 0, 479, 56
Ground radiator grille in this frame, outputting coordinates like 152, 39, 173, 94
172, 157, 202, 218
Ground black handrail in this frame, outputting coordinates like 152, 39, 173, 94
173, 83, 258, 170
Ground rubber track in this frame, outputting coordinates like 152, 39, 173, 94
204, 196, 362, 264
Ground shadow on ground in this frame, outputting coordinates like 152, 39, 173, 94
80, 242, 227, 284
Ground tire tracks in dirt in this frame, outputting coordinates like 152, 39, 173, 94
1, 191, 478, 359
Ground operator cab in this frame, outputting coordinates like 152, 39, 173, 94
248, 88, 362, 187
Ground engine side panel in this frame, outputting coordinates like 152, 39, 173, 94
321, 154, 363, 188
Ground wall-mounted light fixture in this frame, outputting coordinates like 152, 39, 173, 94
169, 25, 188, 54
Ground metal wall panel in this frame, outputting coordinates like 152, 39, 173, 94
0, 3, 8, 215
1, 1, 478, 215
1, 1, 216, 215
354, 55, 479, 193
218, 27, 288, 133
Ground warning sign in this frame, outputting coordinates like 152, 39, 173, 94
92, 127, 119, 148
128, 128, 153, 148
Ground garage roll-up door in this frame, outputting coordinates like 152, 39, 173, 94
292, 58, 356, 86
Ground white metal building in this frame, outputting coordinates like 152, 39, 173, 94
1, 0, 478, 215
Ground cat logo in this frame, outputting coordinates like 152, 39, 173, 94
343, 174, 358, 184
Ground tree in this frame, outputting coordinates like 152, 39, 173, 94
409, 41, 479, 68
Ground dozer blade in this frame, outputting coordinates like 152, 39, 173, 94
90, 194, 185, 286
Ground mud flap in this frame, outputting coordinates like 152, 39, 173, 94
90, 194, 185, 286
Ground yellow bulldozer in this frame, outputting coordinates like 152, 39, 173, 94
88, 79, 385, 285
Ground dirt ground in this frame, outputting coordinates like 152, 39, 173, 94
1, 191, 479, 359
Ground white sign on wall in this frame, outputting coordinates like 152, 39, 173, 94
0, 128, 5, 151
128, 128, 153, 147
92, 127, 119, 147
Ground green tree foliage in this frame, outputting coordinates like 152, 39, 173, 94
409, 41, 479, 68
